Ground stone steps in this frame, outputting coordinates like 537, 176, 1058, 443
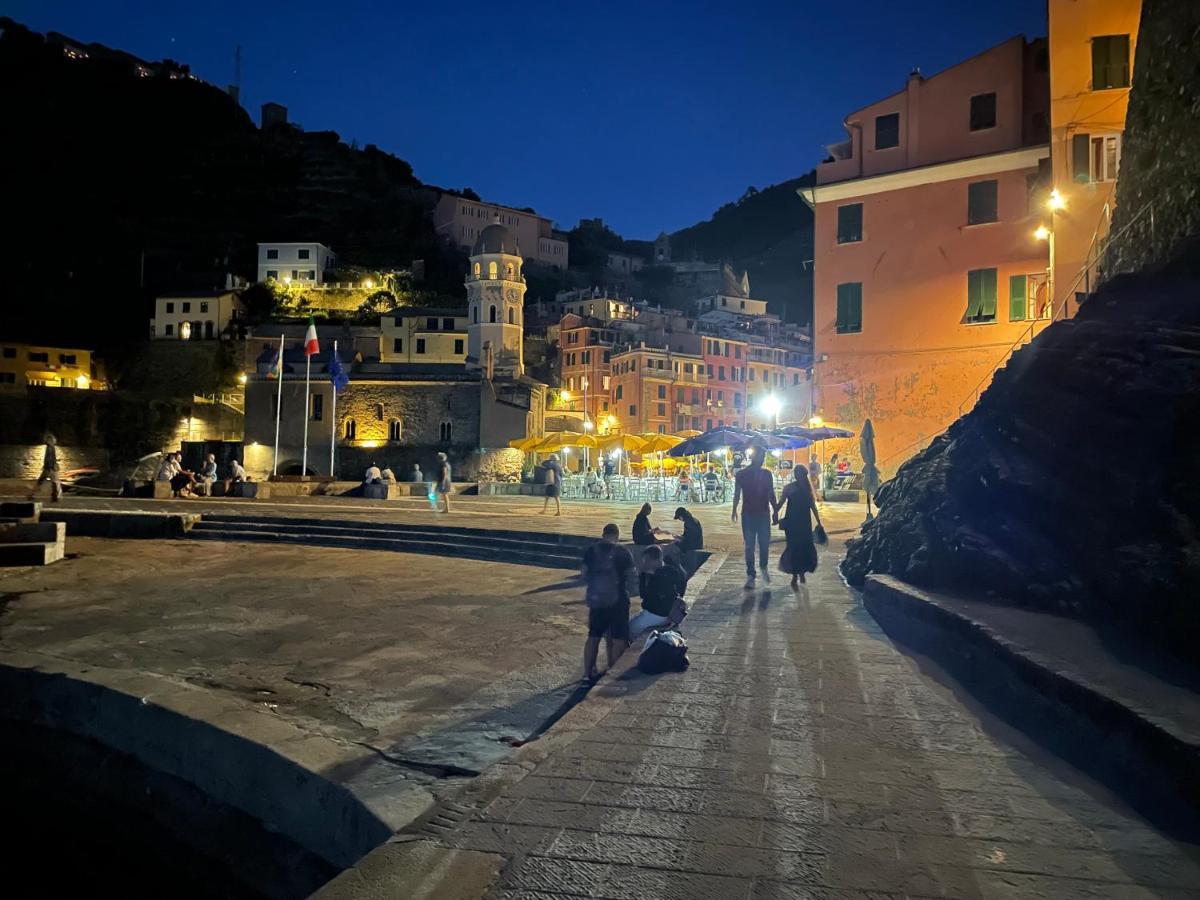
187, 516, 589, 569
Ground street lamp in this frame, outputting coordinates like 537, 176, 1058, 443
1047, 188, 1066, 211
759, 394, 781, 431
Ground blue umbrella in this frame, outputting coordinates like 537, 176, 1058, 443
667, 427, 757, 457
779, 425, 855, 441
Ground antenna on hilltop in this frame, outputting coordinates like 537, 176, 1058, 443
227, 44, 243, 105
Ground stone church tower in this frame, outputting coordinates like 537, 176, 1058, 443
466, 219, 525, 378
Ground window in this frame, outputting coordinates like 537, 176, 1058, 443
629, 404, 637, 416
489, 306, 497, 323
1092, 35, 1130, 90
508, 308, 514, 324
1009, 274, 1028, 321
836, 283, 863, 334
298, 248, 310, 260
454, 339, 464, 354
749, 368, 756, 382
1071, 133, 1121, 183
182, 302, 191, 313
266, 271, 278, 281
488, 262, 498, 279
473, 262, 481, 276
28, 351, 49, 363
966, 268, 998, 323
657, 385, 666, 399
439, 421, 453, 443
416, 338, 426, 354
393, 338, 403, 353
1, 347, 14, 358
657, 403, 667, 417
375, 403, 385, 421
59, 354, 76, 365
676, 388, 685, 403
734, 346, 742, 359
343, 418, 357, 439
0, 373, 13, 384
266, 248, 279, 260
615, 384, 623, 400
312, 394, 324, 421
602, 375, 611, 390
200, 302, 209, 313
473, 307, 479, 323
165, 302, 175, 313
427, 317, 438, 330
389, 419, 402, 441
875, 113, 899, 150
969, 92, 997, 131
306, 271, 316, 280
165, 324, 173, 336
967, 180, 999, 225
837, 204, 863, 243
442, 318, 454, 330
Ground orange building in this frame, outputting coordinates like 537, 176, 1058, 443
802, 36, 1052, 473
1046, 0, 1142, 314
610, 345, 707, 435
558, 313, 616, 427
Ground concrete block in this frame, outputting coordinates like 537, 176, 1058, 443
41, 509, 199, 538
231, 482, 268, 499
152, 481, 173, 499
0, 501, 41, 522
0, 521, 64, 566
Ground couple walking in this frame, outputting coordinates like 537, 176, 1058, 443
731, 444, 823, 589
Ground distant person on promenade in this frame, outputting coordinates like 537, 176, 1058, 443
731, 444, 778, 588
581, 523, 635, 682
629, 544, 688, 637
27, 433, 62, 503
823, 453, 840, 492
672, 506, 704, 574
434, 451, 451, 513
408, 463, 422, 483
676, 468, 692, 501
807, 455, 822, 496
541, 453, 562, 516
585, 466, 604, 498
775, 467, 822, 589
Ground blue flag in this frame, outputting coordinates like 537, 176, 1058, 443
328, 350, 349, 392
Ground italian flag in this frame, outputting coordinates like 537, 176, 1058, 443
304, 317, 319, 357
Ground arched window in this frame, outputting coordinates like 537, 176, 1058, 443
472, 306, 479, 323
375, 403, 384, 421
508, 307, 514, 324
439, 421, 453, 443
488, 261, 497, 279
473, 262, 480, 277
505, 263, 513, 279
343, 418, 357, 440
388, 419, 402, 441
489, 305, 497, 323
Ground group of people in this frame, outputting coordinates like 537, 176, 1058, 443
157, 451, 245, 498
734, 444, 823, 589
362, 453, 453, 512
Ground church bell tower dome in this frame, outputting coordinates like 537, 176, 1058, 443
466, 217, 526, 378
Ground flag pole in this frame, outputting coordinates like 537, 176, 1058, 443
272, 334, 284, 476
301, 351, 311, 477
329, 340, 338, 477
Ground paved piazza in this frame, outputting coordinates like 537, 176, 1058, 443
2, 492, 1199, 897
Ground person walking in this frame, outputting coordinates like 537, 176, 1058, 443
28, 433, 62, 503
581, 523, 635, 682
775, 468, 822, 588
731, 443, 778, 588
434, 451, 452, 514
541, 453, 562, 516
807, 455, 822, 497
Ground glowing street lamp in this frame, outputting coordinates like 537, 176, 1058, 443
1047, 188, 1065, 211
809, 415, 823, 427
759, 394, 781, 430
1034, 225, 1051, 241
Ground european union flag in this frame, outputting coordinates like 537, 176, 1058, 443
328, 350, 350, 392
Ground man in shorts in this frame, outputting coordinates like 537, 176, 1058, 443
581, 523, 635, 682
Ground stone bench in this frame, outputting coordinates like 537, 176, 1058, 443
0, 521, 65, 566
121, 480, 173, 499
0, 501, 41, 524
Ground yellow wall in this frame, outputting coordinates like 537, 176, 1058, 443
1047, 0, 1141, 313
0, 343, 102, 390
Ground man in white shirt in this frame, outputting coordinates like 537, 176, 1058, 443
364, 463, 383, 484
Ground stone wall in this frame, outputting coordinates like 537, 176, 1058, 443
1107, 0, 1200, 276
0, 444, 110, 479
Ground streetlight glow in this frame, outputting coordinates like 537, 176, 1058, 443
560, 389, 572, 401
1034, 225, 1051, 241
583, 419, 594, 431
759, 395, 781, 418
1047, 188, 1065, 211
809, 415, 823, 427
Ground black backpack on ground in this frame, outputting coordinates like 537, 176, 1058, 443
638, 630, 690, 674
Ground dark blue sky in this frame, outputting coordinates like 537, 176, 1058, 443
15, 1, 1045, 239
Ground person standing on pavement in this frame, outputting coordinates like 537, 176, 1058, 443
775, 467, 822, 589
28, 433, 62, 503
807, 455, 822, 497
541, 453, 562, 516
434, 451, 452, 514
731, 443, 778, 588
581, 523, 635, 682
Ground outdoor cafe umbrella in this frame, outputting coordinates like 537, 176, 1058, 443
666, 427, 756, 457
860, 418, 881, 521
778, 425, 855, 442
598, 432, 646, 476
675, 429, 703, 438
508, 435, 541, 451
639, 432, 684, 478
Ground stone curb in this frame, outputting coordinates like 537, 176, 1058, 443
863, 574, 1200, 836
311, 549, 729, 899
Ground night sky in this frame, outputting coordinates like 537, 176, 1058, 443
14, 1, 1045, 238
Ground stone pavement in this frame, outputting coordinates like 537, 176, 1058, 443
431, 515, 1200, 899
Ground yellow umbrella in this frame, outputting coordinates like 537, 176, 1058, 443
640, 433, 684, 453
508, 435, 541, 451
599, 433, 646, 452
535, 432, 582, 452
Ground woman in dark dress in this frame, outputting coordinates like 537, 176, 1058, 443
774, 469, 823, 588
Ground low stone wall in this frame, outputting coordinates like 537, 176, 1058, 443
0, 444, 110, 479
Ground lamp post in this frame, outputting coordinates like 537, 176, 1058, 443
759, 394, 781, 432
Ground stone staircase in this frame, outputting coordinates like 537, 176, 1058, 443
187, 514, 593, 568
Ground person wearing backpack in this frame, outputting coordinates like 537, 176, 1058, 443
581, 523, 635, 682
629, 544, 688, 637
540, 453, 562, 516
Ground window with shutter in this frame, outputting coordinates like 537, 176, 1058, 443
967, 180, 999, 225
966, 269, 998, 323
836, 204, 863, 243
875, 113, 899, 150
1091, 35, 1130, 90
1072, 134, 1091, 182
835, 283, 863, 334
1009, 275, 1027, 321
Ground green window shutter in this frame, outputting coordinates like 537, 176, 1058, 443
980, 269, 997, 319
1072, 134, 1091, 182
836, 283, 862, 333
1009, 275, 1027, 321
1092, 38, 1108, 89
850, 284, 862, 332
837, 204, 863, 243
966, 270, 984, 319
